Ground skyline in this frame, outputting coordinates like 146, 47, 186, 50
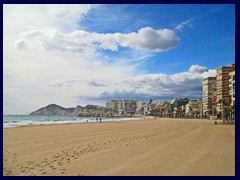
3, 4, 235, 114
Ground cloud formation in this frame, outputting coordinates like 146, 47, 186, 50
175, 19, 194, 30
93, 65, 216, 101
189, 65, 208, 73
15, 27, 180, 55
118, 27, 180, 51
50, 65, 216, 103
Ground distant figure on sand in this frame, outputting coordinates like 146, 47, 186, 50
100, 118, 102, 123
96, 118, 98, 122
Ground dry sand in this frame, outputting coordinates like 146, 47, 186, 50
3, 118, 235, 176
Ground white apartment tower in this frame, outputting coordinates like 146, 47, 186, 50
202, 77, 217, 115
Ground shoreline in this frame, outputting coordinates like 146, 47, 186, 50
4, 118, 235, 176
4, 115, 223, 129
3, 116, 214, 129
3, 115, 151, 129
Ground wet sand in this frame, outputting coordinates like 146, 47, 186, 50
3, 118, 235, 176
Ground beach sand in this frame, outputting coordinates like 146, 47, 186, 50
3, 118, 235, 176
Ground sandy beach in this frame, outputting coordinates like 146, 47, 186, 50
3, 118, 235, 176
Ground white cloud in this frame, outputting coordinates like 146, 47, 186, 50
175, 19, 194, 31
49, 63, 215, 102
74, 65, 216, 103
189, 64, 208, 73
119, 27, 180, 51
45, 4, 92, 22
14, 27, 180, 55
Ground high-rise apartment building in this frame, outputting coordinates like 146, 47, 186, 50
229, 71, 235, 107
216, 64, 235, 112
123, 99, 137, 113
106, 99, 137, 115
202, 77, 217, 115
106, 99, 118, 109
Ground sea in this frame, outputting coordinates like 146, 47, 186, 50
3, 115, 144, 128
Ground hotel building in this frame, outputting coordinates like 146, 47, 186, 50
216, 64, 235, 113
202, 77, 217, 115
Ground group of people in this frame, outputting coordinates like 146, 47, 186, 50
86, 117, 102, 123
96, 117, 102, 123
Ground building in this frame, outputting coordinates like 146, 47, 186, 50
185, 99, 202, 116
106, 99, 118, 109
122, 99, 137, 115
216, 64, 235, 113
229, 71, 235, 107
168, 98, 189, 112
142, 102, 153, 116
153, 100, 161, 106
202, 77, 217, 115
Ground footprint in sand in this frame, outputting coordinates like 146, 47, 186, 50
4, 169, 13, 176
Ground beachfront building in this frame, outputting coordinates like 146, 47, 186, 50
202, 77, 217, 115
153, 100, 161, 106
168, 98, 189, 112
185, 99, 202, 117
216, 64, 235, 115
152, 101, 169, 117
136, 101, 143, 110
123, 99, 137, 115
116, 100, 124, 116
106, 99, 124, 116
229, 71, 235, 107
167, 98, 189, 118
143, 103, 151, 116
106, 99, 118, 109
135, 101, 144, 116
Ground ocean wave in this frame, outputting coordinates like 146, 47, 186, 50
3, 115, 145, 128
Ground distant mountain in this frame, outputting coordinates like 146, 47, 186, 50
29, 104, 75, 116
70, 105, 84, 116
29, 104, 119, 117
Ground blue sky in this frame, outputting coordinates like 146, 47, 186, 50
79, 4, 234, 75
3, 4, 235, 114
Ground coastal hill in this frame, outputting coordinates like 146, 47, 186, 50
29, 104, 75, 116
29, 104, 118, 117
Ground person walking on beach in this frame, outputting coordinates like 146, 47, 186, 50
100, 118, 101, 123
96, 117, 98, 122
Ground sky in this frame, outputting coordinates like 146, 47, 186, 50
3, 4, 235, 114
